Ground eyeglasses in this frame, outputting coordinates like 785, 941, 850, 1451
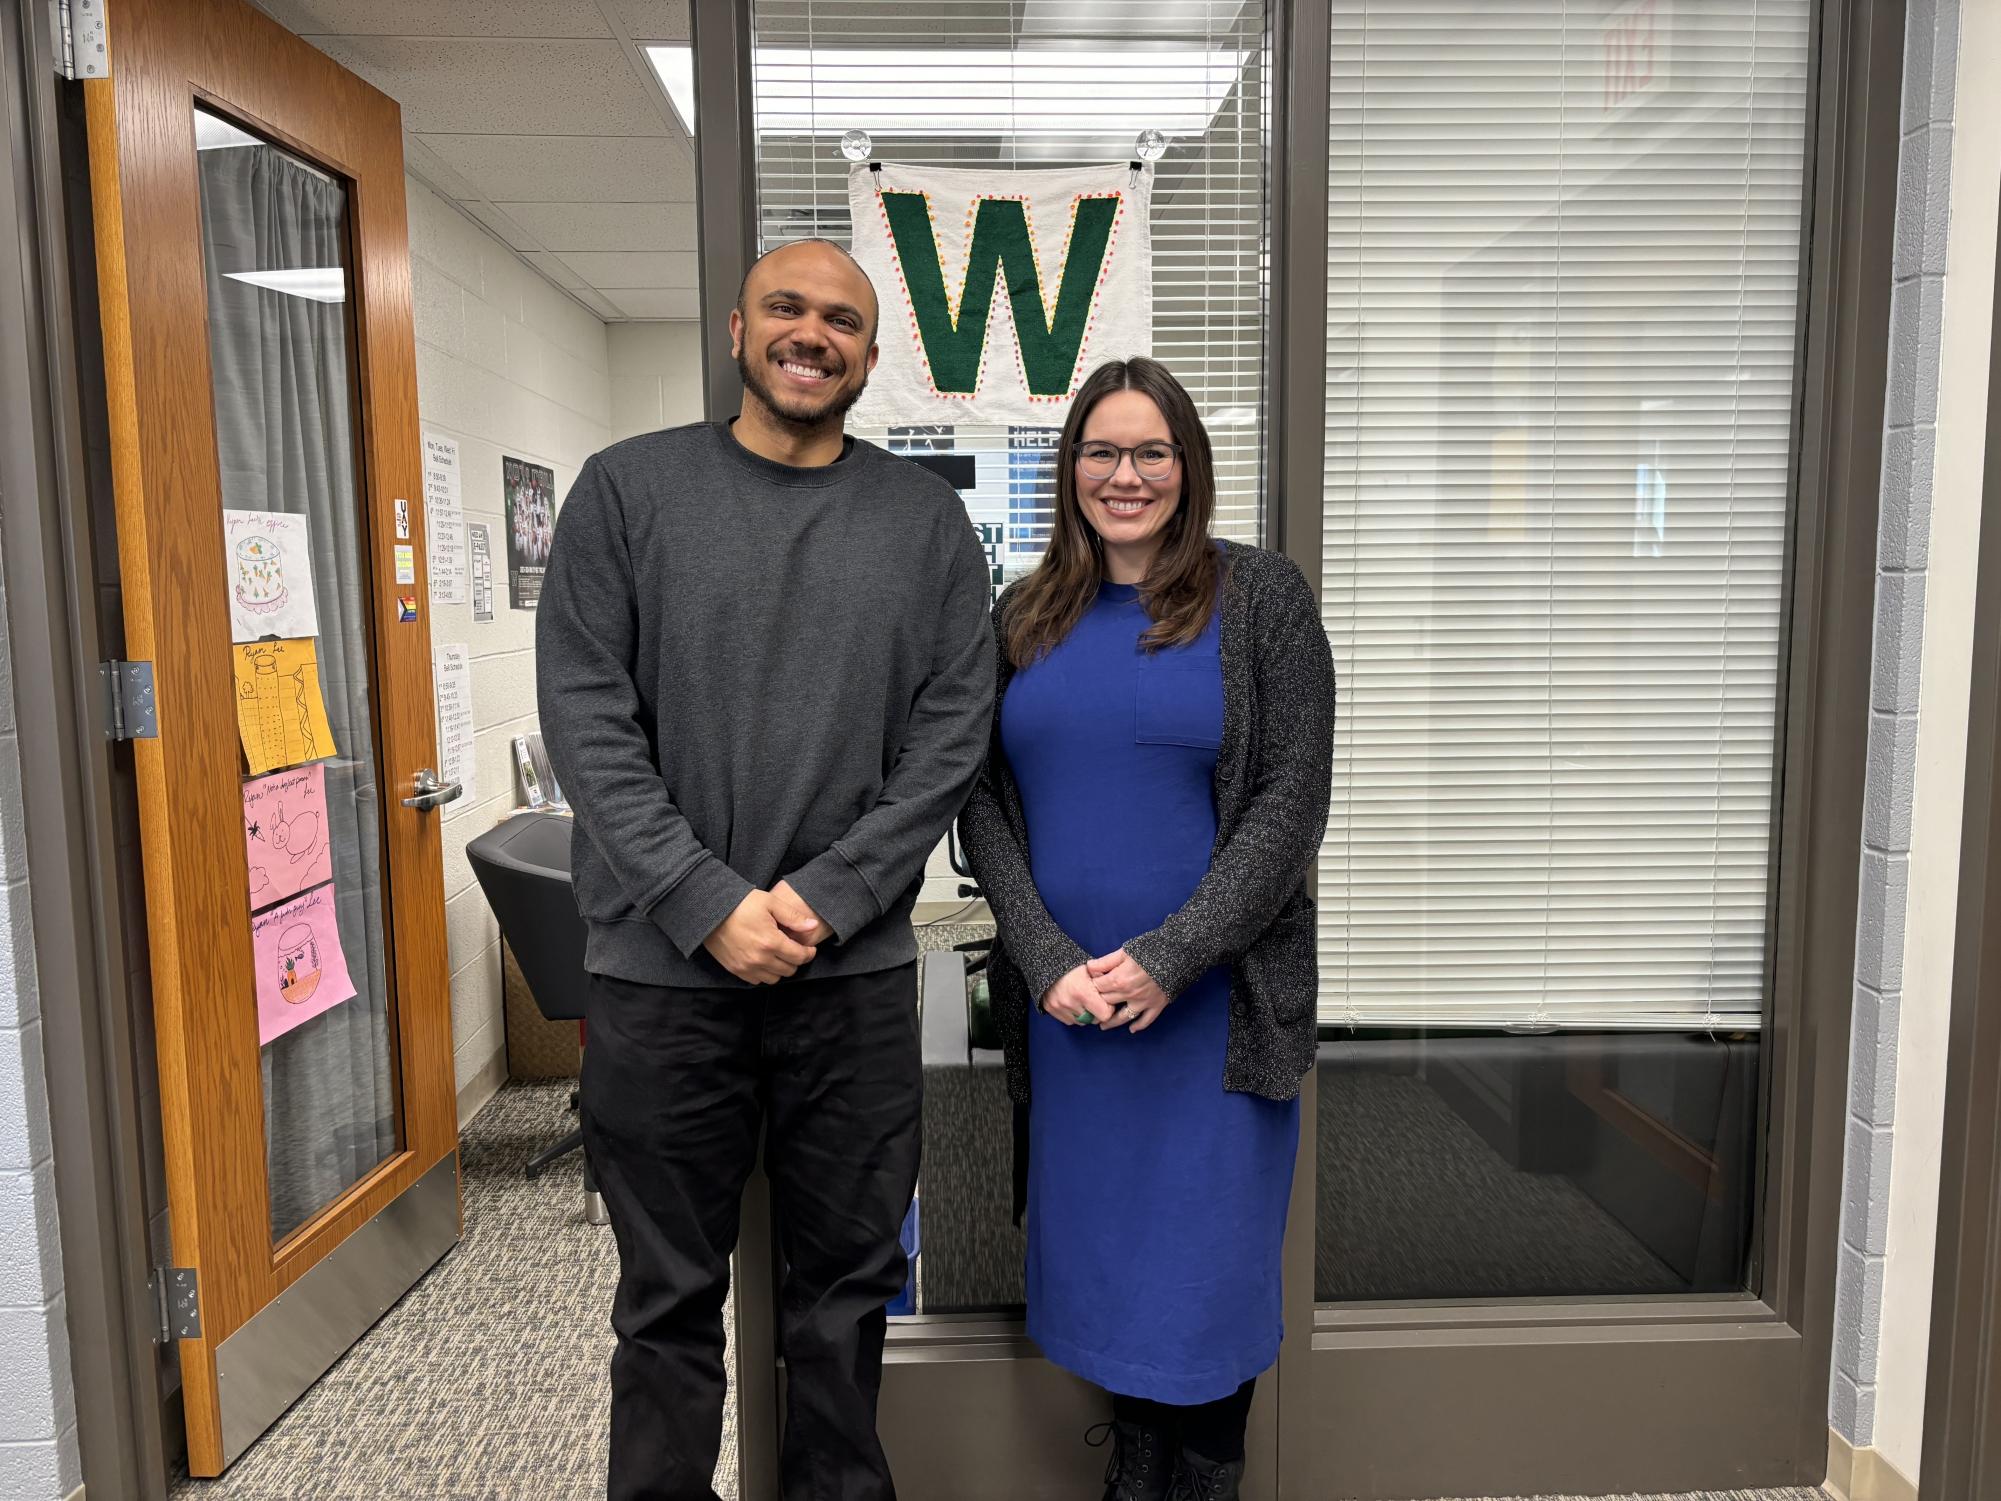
1072, 441, 1182, 480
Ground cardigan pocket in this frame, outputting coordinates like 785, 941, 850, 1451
1133, 658, 1225, 749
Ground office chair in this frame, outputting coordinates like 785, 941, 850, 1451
467, 811, 608, 1226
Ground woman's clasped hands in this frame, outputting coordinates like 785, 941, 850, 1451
1040, 949, 1172, 1034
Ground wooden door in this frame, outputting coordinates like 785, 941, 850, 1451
82, 0, 459, 1475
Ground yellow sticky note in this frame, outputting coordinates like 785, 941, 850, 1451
233, 638, 337, 775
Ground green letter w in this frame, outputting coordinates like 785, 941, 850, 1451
880, 191, 1121, 398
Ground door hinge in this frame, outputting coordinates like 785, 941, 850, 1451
52, 0, 110, 80
101, 660, 156, 740
153, 1266, 200, 1343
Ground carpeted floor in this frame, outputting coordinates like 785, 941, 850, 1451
171, 1081, 737, 1500
170, 1079, 1825, 1501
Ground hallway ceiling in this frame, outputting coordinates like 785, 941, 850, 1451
254, 0, 701, 322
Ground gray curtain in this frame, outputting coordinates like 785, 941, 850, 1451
196, 132, 397, 1242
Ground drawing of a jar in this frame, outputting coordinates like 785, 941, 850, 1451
277, 924, 322, 1005
235, 534, 288, 613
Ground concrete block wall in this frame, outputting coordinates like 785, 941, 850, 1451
407, 177, 613, 1123
0, 532, 80, 1499
1829, 0, 1961, 1454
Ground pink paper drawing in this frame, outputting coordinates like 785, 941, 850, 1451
243, 763, 334, 912
251, 884, 356, 1046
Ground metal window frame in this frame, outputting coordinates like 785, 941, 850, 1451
691, 0, 1897, 1490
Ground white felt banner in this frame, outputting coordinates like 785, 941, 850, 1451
847, 161, 1152, 428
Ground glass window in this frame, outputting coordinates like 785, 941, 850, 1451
1316, 0, 1811, 1301
751, 0, 1272, 1316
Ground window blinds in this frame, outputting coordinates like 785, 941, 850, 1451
1317, 0, 1813, 1031
750, 0, 1270, 563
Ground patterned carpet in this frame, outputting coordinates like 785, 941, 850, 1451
171, 1081, 738, 1500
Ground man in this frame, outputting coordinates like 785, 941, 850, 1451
537, 238, 995, 1501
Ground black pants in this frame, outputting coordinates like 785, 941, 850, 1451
581, 964, 922, 1501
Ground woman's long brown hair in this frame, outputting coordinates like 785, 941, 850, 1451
1002, 357, 1223, 667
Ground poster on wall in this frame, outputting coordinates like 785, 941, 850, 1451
251, 883, 356, 1046
242, 763, 334, 911
502, 456, 555, 610
432, 643, 476, 805
425, 432, 467, 606
847, 161, 1152, 427
222, 509, 322, 643
468, 523, 494, 623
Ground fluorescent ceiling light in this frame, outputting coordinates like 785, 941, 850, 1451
224, 268, 347, 304
751, 46, 1248, 138
646, 46, 696, 136
194, 111, 264, 151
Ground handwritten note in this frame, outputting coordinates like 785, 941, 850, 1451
233, 638, 336, 775
243, 763, 334, 912
223, 510, 321, 644
432, 643, 475, 805
252, 884, 356, 1046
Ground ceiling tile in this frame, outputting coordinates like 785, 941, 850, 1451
496, 201, 698, 253
401, 132, 482, 201
461, 201, 542, 253
304, 36, 667, 136
570, 286, 627, 322
523, 252, 588, 290
280, 0, 611, 36
601, 287, 703, 320
611, 0, 692, 42
557, 251, 699, 288
421, 134, 696, 204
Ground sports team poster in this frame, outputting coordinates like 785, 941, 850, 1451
847, 162, 1153, 428
502, 456, 555, 610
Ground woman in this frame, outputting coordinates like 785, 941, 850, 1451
958, 358, 1335, 1501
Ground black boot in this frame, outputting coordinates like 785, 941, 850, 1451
1166, 1446, 1245, 1501
1086, 1419, 1173, 1501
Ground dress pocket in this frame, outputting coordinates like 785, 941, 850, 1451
1133, 658, 1224, 749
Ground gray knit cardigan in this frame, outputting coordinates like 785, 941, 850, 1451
957, 540, 1337, 1107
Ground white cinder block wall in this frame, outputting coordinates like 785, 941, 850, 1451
0, 537, 80, 1498
407, 177, 612, 1122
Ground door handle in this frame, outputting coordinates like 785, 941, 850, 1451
402, 767, 462, 812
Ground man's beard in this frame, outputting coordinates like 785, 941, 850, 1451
738, 345, 869, 429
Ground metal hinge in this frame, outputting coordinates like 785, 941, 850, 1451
101, 660, 156, 740
52, 0, 110, 80
153, 1266, 200, 1343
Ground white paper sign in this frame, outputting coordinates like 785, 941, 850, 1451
223, 509, 322, 644
468, 523, 494, 623
432, 643, 476, 806
424, 433, 467, 605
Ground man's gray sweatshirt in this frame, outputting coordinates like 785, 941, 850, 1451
536, 420, 995, 988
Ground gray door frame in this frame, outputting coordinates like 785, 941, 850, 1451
0, 0, 172, 1496
1919, 160, 2001, 1501
690, 0, 1901, 1493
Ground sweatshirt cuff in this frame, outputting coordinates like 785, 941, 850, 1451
784, 848, 881, 944
649, 856, 756, 960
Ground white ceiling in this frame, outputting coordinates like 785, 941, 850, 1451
254, 0, 701, 322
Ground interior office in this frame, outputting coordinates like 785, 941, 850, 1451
1, 0, 2000, 1498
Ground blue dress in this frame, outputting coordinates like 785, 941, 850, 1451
1001, 580, 1300, 1405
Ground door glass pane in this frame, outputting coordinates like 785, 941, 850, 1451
1315, 0, 1811, 1301
194, 105, 400, 1245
